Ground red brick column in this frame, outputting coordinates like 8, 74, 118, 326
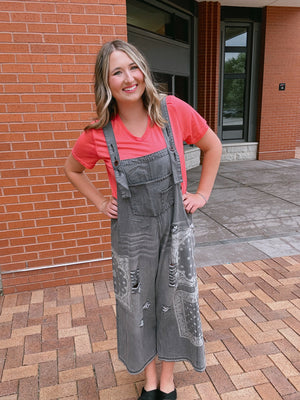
0, 0, 127, 293
197, 1, 221, 134
257, 7, 300, 160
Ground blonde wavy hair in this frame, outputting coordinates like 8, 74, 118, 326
85, 40, 166, 131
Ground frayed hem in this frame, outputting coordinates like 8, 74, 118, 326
158, 356, 206, 373
118, 353, 158, 375
117, 353, 206, 374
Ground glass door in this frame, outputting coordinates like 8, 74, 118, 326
219, 24, 251, 141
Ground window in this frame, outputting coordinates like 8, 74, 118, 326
219, 8, 262, 143
153, 72, 189, 103
127, 0, 194, 105
220, 25, 250, 141
127, 0, 189, 43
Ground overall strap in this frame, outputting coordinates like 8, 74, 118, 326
103, 121, 131, 198
161, 97, 183, 184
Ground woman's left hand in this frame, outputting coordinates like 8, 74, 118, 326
182, 191, 207, 214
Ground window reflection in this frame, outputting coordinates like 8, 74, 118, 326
153, 72, 188, 103
222, 26, 248, 141
223, 78, 245, 126
225, 27, 247, 47
173, 15, 189, 43
127, 1, 171, 36
153, 72, 172, 95
224, 52, 246, 74
127, 0, 189, 43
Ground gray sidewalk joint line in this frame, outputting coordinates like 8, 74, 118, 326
195, 232, 300, 248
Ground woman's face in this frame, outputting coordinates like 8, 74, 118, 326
108, 50, 146, 106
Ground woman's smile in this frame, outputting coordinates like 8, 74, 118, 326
123, 84, 138, 92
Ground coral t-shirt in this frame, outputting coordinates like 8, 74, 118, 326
72, 95, 208, 198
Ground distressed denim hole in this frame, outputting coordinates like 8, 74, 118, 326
130, 268, 140, 294
169, 264, 177, 287
143, 301, 151, 310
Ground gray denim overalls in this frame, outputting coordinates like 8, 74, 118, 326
103, 98, 205, 374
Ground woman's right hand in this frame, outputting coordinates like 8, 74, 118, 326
64, 154, 118, 219
99, 197, 118, 219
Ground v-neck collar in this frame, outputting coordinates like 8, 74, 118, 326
115, 114, 151, 141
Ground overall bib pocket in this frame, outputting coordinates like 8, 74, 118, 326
130, 174, 175, 217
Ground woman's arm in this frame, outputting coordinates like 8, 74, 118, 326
182, 127, 222, 214
64, 154, 118, 218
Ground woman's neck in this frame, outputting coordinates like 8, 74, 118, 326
117, 100, 147, 124
117, 101, 149, 138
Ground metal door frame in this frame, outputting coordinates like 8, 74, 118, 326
218, 20, 261, 143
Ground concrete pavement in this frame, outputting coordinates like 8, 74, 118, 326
187, 158, 300, 268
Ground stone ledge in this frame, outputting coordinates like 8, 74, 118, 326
184, 142, 259, 169
221, 142, 258, 162
184, 145, 200, 170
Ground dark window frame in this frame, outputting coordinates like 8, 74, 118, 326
218, 9, 262, 143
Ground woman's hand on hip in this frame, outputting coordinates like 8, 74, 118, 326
99, 197, 118, 219
182, 192, 207, 214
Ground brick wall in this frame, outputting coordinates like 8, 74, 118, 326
257, 7, 300, 160
0, 0, 127, 294
197, 1, 220, 134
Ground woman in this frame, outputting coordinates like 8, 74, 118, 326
64, 40, 222, 400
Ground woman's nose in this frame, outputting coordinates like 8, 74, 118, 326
124, 70, 134, 82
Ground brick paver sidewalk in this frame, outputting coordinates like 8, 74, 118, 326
0, 255, 299, 399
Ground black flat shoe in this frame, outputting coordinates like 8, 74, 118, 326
138, 387, 159, 400
158, 388, 177, 400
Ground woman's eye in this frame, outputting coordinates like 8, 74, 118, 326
113, 71, 121, 76
131, 65, 138, 70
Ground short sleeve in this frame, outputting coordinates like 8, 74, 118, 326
166, 96, 209, 145
72, 129, 100, 169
